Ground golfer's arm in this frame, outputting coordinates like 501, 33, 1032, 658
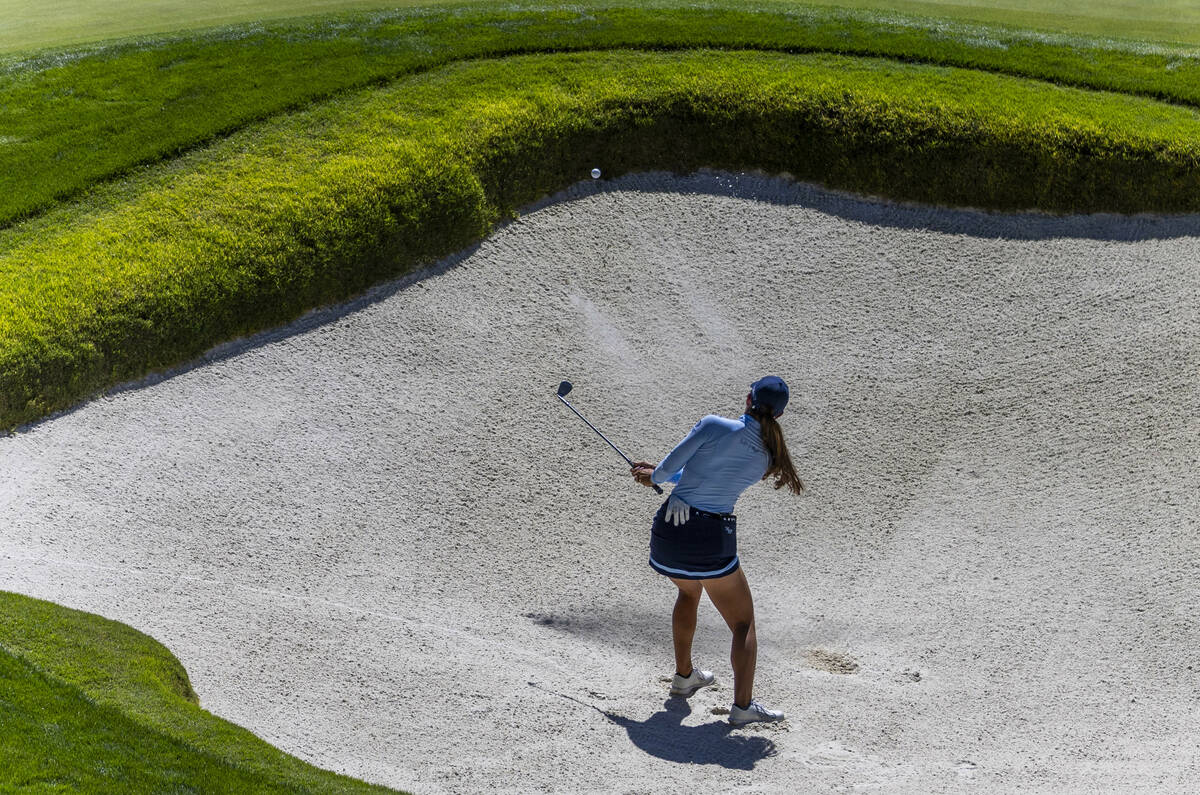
651, 417, 714, 485
655, 469, 683, 485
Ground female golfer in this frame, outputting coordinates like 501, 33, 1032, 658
631, 376, 803, 726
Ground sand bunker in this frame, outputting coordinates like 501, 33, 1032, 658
2, 172, 1197, 792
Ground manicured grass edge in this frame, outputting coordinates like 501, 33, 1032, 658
4, 49, 1200, 432
7, 2, 1200, 229
0, 591, 400, 792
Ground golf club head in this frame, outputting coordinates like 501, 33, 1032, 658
557, 380, 573, 398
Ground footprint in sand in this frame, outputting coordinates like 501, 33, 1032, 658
805, 648, 861, 675
805, 742, 901, 779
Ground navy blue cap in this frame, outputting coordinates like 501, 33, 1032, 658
750, 376, 789, 417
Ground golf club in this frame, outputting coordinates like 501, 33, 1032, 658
555, 380, 664, 495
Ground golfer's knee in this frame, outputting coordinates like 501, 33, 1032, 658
731, 617, 755, 640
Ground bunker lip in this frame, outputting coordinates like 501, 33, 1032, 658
10, 45, 1200, 433
1, 172, 1196, 793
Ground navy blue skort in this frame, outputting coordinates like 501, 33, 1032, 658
648, 500, 739, 580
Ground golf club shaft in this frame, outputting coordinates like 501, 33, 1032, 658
556, 396, 664, 495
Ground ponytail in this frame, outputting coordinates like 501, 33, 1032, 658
749, 406, 804, 494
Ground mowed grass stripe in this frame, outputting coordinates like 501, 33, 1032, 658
8, 0, 1200, 54
6, 2, 1200, 227
4, 49, 1200, 429
0, 0, 435, 53
0, 592, 398, 793
793, 0, 1200, 46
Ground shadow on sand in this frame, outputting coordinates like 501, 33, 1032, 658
535, 170, 1200, 242
532, 683, 777, 770
605, 697, 778, 770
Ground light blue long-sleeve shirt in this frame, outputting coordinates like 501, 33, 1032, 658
651, 414, 770, 514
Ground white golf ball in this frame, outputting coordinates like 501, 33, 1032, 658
591, 168, 601, 179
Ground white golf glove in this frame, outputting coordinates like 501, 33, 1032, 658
666, 493, 691, 526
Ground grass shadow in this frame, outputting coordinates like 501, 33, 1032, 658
536, 170, 1200, 242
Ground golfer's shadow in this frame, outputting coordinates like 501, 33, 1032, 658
601, 696, 777, 770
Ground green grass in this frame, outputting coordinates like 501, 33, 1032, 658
5, 46, 1200, 429
0, 591, 399, 792
6, 4, 1200, 229
5, 1, 1200, 789
5, 0, 1200, 53
793, 0, 1200, 46
0, 1, 441, 53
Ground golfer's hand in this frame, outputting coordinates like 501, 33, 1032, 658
665, 493, 691, 526
630, 461, 656, 488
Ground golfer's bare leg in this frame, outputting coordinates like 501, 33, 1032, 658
669, 577, 703, 677
701, 568, 756, 708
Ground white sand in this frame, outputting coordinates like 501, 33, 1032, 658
2, 172, 1198, 793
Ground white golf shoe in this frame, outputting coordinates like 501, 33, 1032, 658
729, 699, 785, 726
669, 668, 716, 697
